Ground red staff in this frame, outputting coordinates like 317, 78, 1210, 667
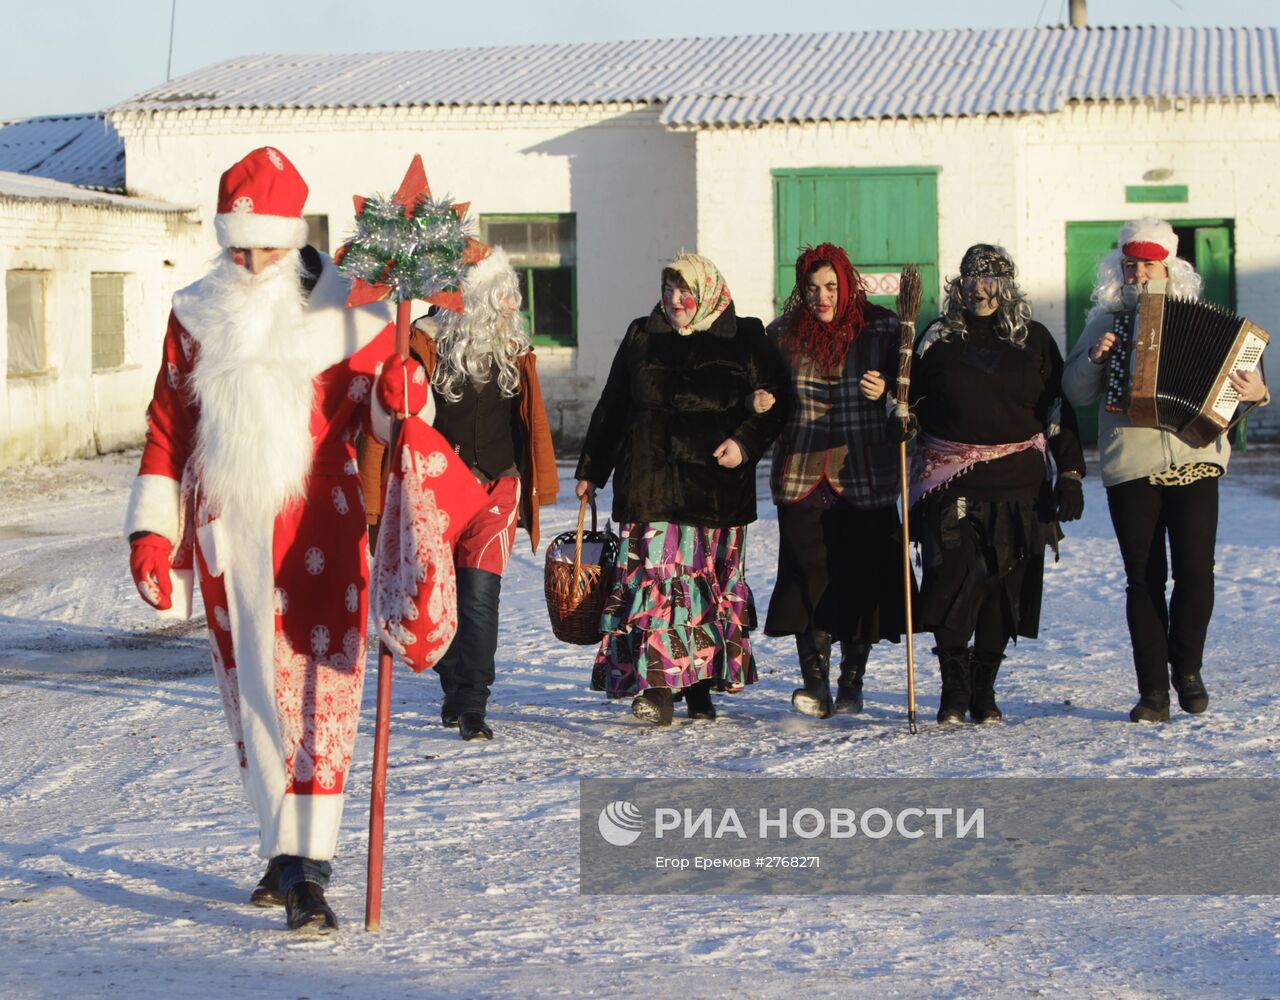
335, 155, 486, 930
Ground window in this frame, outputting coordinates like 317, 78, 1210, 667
6, 270, 47, 375
91, 272, 127, 371
478, 214, 576, 346
305, 214, 329, 253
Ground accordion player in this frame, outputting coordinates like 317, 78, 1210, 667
1103, 291, 1269, 447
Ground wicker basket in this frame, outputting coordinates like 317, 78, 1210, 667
544, 495, 620, 645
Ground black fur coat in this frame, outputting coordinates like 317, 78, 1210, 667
575, 303, 788, 528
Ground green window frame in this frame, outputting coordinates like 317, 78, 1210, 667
478, 214, 577, 347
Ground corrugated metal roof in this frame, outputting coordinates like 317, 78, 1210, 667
0, 114, 125, 191
110, 26, 1280, 126
0, 170, 191, 213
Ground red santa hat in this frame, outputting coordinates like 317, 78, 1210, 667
1118, 217, 1178, 263
214, 147, 309, 250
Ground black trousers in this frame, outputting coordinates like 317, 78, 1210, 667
435, 567, 502, 715
1105, 475, 1218, 694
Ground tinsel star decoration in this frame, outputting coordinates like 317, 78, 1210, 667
334, 155, 489, 312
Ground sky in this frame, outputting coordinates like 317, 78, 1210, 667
3, 0, 1280, 120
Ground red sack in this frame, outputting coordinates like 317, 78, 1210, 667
372, 416, 487, 671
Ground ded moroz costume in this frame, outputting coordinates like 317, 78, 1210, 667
124, 147, 459, 932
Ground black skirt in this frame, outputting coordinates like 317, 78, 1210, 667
912, 487, 1061, 642
765, 500, 913, 642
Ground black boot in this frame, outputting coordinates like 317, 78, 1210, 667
459, 711, 493, 741
631, 687, 674, 726
1131, 664, 1171, 723
792, 630, 834, 719
835, 641, 870, 714
285, 882, 338, 933
440, 700, 460, 728
250, 857, 285, 908
1171, 671, 1209, 714
1129, 694, 1171, 723
935, 646, 971, 725
684, 680, 717, 721
969, 650, 1004, 724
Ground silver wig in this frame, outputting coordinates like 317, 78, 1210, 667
1086, 249, 1203, 322
432, 247, 531, 403
936, 245, 1034, 348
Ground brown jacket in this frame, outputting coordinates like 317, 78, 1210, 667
358, 327, 560, 551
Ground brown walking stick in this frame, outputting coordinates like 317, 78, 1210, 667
895, 265, 922, 734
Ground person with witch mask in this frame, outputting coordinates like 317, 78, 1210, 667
909, 244, 1086, 724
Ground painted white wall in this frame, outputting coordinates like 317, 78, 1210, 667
1, 198, 199, 468
694, 99, 1280, 439
111, 104, 699, 442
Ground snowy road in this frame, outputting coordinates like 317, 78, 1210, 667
1, 450, 1278, 999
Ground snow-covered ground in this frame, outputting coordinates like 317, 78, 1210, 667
1, 450, 1277, 999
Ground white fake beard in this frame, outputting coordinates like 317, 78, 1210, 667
189, 250, 317, 523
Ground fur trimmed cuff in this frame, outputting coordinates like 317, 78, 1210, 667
124, 474, 181, 544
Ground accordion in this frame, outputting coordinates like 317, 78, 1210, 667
1104, 292, 1269, 447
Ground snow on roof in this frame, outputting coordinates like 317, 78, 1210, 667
0, 114, 126, 191
0, 170, 191, 214
110, 26, 1280, 126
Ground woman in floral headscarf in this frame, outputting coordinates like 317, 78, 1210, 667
575, 253, 787, 725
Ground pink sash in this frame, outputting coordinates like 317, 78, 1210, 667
909, 433, 1046, 509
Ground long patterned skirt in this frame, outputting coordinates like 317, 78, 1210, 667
592, 521, 757, 697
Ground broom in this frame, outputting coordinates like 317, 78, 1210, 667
895, 265, 922, 735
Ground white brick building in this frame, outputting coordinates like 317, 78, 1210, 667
5, 27, 1279, 467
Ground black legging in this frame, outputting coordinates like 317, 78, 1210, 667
1105, 475, 1218, 694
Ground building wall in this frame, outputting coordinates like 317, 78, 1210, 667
107, 98, 1280, 447
1, 198, 198, 469
111, 104, 699, 445
694, 98, 1280, 439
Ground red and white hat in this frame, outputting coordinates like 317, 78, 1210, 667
1118, 217, 1178, 263
214, 147, 309, 250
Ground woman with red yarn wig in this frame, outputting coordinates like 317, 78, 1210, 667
762, 243, 913, 719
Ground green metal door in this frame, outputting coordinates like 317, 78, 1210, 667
773, 168, 939, 326
1064, 222, 1122, 442
1065, 219, 1236, 444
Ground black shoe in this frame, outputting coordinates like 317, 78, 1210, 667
1172, 672, 1209, 714
969, 650, 1005, 724
249, 858, 285, 908
459, 711, 493, 741
792, 629, 834, 719
935, 646, 971, 725
284, 882, 338, 933
684, 681, 717, 721
631, 688, 673, 726
834, 640, 869, 714
441, 702, 460, 728
1129, 696, 1171, 723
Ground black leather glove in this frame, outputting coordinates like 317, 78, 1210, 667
887, 410, 919, 444
1054, 475, 1084, 522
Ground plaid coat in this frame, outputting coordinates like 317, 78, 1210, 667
769, 304, 902, 509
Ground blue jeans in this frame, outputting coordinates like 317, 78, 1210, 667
275, 855, 332, 897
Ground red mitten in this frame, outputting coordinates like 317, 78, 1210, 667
130, 533, 173, 611
376, 354, 428, 417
